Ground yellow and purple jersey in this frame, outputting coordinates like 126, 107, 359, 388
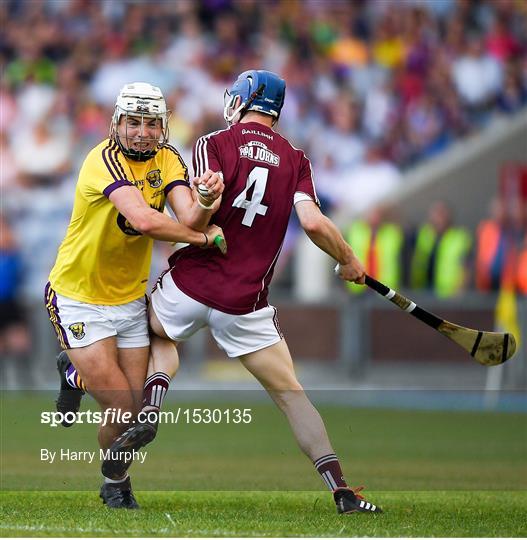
49, 138, 189, 305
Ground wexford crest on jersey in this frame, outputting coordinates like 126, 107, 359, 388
239, 141, 280, 167
69, 322, 86, 340
146, 169, 162, 188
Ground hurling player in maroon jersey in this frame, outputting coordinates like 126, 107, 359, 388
103, 70, 382, 514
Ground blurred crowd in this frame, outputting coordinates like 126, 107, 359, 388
344, 194, 527, 299
2, 1, 527, 194
1, 0, 527, 385
1, 1, 527, 300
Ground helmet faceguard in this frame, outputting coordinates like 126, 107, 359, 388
110, 82, 170, 161
223, 70, 286, 126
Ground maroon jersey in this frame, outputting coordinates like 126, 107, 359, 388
168, 121, 319, 314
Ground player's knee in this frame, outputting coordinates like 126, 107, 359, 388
270, 383, 305, 411
269, 375, 303, 393
96, 387, 135, 415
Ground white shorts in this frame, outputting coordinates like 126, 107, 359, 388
151, 274, 283, 358
45, 283, 149, 349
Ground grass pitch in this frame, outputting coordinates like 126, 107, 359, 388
1, 490, 526, 537
1, 393, 526, 536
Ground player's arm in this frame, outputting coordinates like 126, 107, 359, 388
167, 169, 224, 231
170, 134, 225, 230
109, 185, 222, 246
295, 199, 365, 284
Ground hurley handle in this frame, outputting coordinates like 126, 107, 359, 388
214, 235, 227, 255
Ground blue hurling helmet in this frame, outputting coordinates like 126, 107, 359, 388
224, 70, 286, 125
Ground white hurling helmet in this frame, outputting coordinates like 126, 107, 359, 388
110, 82, 170, 161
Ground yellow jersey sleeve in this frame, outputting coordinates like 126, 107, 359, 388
80, 140, 134, 201
158, 143, 190, 197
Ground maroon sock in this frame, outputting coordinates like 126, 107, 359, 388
142, 372, 171, 410
314, 453, 348, 490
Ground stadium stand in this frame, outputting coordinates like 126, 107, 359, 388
1, 0, 525, 389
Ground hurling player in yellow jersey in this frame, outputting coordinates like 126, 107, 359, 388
45, 82, 225, 509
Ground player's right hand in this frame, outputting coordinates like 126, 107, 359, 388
194, 169, 225, 207
204, 225, 227, 255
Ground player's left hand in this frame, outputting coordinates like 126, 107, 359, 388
194, 169, 224, 208
336, 254, 366, 284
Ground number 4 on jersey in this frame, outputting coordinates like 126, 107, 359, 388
232, 166, 269, 227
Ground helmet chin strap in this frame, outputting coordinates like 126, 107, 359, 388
115, 136, 157, 161
225, 84, 266, 125
225, 98, 246, 125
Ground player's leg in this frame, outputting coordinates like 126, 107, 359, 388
141, 331, 179, 415
45, 285, 88, 423
210, 307, 342, 474
149, 307, 180, 375
55, 350, 86, 427
117, 346, 149, 414
44, 287, 144, 509
64, 342, 142, 508
100, 286, 186, 479
100, 345, 151, 485
239, 340, 381, 513
140, 275, 206, 418
100, 330, 180, 480
144, 275, 188, 409
239, 340, 339, 463
96, 298, 152, 509
142, 310, 180, 416
66, 338, 136, 450
212, 305, 381, 514
128, 306, 181, 422
100, 277, 207, 476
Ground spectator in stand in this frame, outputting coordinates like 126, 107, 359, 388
334, 141, 402, 216
4, 40, 56, 88
362, 77, 397, 140
451, 35, 503, 112
443, 13, 466, 61
0, 81, 17, 133
345, 205, 404, 295
517, 234, 527, 296
497, 65, 527, 113
348, 43, 389, 104
0, 216, 32, 388
437, 85, 471, 138
0, 132, 20, 191
485, 16, 521, 63
404, 92, 449, 160
312, 96, 365, 172
371, 12, 406, 70
476, 197, 526, 292
11, 110, 73, 187
163, 14, 207, 72
409, 201, 472, 298
327, 19, 368, 72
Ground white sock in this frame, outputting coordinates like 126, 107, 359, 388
103, 473, 129, 484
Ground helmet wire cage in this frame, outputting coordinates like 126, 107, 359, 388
110, 82, 170, 162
